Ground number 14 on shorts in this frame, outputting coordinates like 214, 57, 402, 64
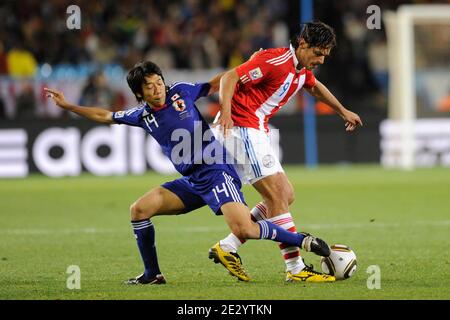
212, 183, 230, 203
211, 172, 244, 204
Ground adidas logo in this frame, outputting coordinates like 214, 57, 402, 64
142, 109, 149, 117
293, 79, 299, 84
271, 230, 277, 240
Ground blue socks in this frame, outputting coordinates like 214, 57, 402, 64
257, 220, 305, 247
131, 219, 161, 279
131, 218, 303, 278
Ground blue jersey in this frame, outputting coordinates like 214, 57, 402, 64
113, 81, 245, 214
112, 82, 226, 176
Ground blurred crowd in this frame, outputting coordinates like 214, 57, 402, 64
0, 0, 290, 74
0, 0, 447, 119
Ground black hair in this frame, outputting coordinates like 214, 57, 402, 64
291, 21, 336, 50
127, 61, 165, 103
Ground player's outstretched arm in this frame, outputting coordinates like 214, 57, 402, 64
44, 88, 114, 124
304, 80, 363, 132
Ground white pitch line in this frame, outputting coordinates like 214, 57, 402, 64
302, 220, 450, 230
0, 226, 227, 235
0, 228, 125, 235
0, 220, 448, 236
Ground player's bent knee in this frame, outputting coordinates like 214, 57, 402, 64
130, 200, 153, 221
130, 188, 166, 220
129, 202, 141, 220
287, 187, 295, 205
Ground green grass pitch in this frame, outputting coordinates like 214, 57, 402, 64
0, 165, 449, 300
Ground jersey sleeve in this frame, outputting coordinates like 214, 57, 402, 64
303, 69, 317, 89
112, 106, 143, 127
235, 51, 276, 86
171, 82, 211, 101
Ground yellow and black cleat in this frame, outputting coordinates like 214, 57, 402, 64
286, 266, 335, 283
208, 242, 250, 282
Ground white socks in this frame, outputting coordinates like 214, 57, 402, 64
219, 233, 242, 253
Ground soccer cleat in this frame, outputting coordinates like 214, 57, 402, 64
208, 242, 250, 282
286, 265, 335, 282
300, 232, 331, 257
125, 273, 166, 285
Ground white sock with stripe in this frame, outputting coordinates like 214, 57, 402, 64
267, 211, 305, 274
252, 202, 306, 273
219, 201, 306, 275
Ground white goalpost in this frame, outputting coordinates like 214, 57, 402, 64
382, 4, 450, 169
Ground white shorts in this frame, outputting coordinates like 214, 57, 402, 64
212, 126, 284, 184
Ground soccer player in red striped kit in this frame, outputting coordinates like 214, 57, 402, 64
209, 21, 363, 282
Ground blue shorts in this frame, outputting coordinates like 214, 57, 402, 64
162, 164, 246, 215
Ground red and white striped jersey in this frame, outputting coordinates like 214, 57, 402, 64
232, 46, 316, 132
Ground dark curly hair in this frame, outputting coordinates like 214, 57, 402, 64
291, 21, 337, 50
127, 61, 165, 103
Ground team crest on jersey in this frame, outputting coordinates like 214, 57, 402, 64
172, 99, 186, 112
249, 67, 263, 80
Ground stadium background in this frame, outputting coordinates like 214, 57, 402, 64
1, 0, 449, 175
0, 0, 449, 301
0, 0, 396, 176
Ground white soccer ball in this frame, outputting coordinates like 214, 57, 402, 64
320, 244, 357, 280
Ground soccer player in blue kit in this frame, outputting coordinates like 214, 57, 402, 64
44, 61, 334, 285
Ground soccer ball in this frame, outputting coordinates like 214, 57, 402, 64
320, 244, 357, 280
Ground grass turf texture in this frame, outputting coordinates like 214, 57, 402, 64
0, 165, 449, 300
